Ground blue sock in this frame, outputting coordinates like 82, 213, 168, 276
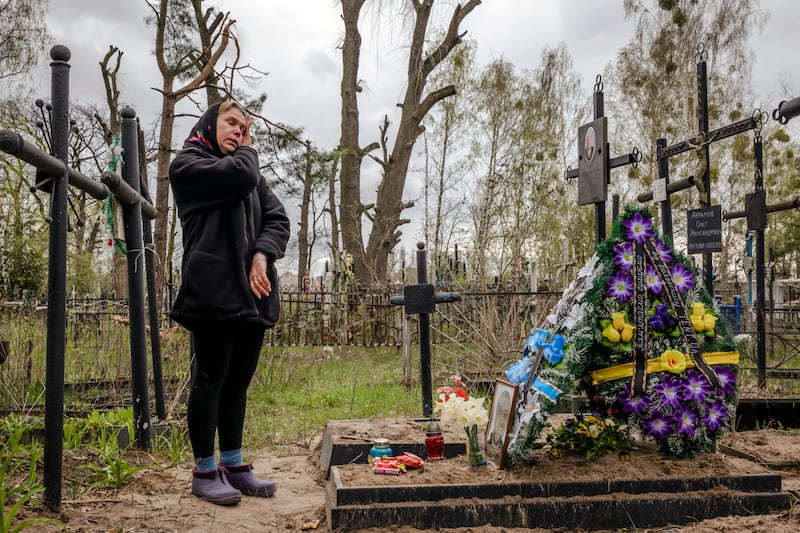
195, 455, 217, 472
219, 449, 243, 466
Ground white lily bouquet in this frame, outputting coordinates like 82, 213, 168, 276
434, 385, 489, 466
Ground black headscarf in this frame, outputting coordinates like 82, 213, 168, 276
183, 102, 223, 156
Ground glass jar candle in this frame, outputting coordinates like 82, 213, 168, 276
369, 438, 393, 461
425, 420, 444, 460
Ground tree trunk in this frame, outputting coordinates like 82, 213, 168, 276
153, 90, 177, 310
151, 0, 235, 307
297, 140, 312, 288
326, 155, 341, 289
338, 0, 368, 284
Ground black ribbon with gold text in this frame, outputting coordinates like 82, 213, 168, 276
632, 243, 649, 397
641, 239, 720, 389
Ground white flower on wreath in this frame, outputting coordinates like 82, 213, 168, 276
578, 253, 600, 280
517, 391, 542, 426
563, 302, 586, 330
507, 390, 543, 449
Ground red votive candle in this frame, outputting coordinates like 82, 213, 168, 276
425, 420, 444, 460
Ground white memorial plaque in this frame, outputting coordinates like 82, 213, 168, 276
653, 178, 667, 203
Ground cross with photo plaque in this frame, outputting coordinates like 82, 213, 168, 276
566, 75, 641, 245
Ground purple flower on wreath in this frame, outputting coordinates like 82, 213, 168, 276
643, 414, 672, 440
683, 369, 712, 403
617, 384, 652, 416
653, 237, 672, 264
645, 265, 663, 294
648, 313, 665, 331
653, 375, 682, 408
675, 406, 698, 437
663, 309, 677, 330
607, 270, 634, 303
669, 263, 694, 293
703, 399, 729, 432
614, 241, 634, 272
714, 366, 737, 396
623, 212, 654, 244
648, 303, 677, 333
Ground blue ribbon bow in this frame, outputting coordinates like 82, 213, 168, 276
522, 328, 565, 366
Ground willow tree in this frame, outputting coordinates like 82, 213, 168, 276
467, 59, 522, 286
0, 0, 49, 82
338, 0, 481, 285
512, 44, 586, 288
461, 46, 585, 289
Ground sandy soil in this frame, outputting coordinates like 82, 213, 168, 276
21, 427, 800, 532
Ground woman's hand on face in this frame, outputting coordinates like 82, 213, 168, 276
249, 253, 271, 299
242, 116, 253, 147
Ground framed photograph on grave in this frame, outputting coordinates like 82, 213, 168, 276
485, 379, 518, 466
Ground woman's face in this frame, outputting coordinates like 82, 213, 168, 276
216, 107, 248, 154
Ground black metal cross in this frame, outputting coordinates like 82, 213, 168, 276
0, 46, 158, 513
390, 242, 459, 418
722, 103, 800, 389
637, 44, 759, 297
566, 75, 641, 245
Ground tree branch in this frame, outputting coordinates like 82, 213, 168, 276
422, 0, 481, 79
172, 18, 235, 100
418, 84, 457, 119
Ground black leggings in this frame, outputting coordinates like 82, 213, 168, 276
188, 321, 265, 459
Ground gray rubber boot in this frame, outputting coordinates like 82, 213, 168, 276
221, 464, 277, 497
191, 468, 242, 505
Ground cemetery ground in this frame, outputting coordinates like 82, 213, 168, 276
19, 420, 800, 532
4, 341, 800, 532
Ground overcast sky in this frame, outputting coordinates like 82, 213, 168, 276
41, 1, 798, 146
38, 0, 799, 272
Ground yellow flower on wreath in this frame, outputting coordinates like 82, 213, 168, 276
660, 349, 687, 373
601, 312, 635, 344
690, 302, 718, 335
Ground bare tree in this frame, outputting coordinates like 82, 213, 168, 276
339, 0, 481, 285
338, 0, 370, 285
147, 0, 237, 305
94, 46, 128, 297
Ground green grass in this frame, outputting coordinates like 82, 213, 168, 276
0, 309, 436, 452
244, 345, 423, 448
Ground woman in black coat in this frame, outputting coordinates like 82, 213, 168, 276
169, 101, 290, 506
